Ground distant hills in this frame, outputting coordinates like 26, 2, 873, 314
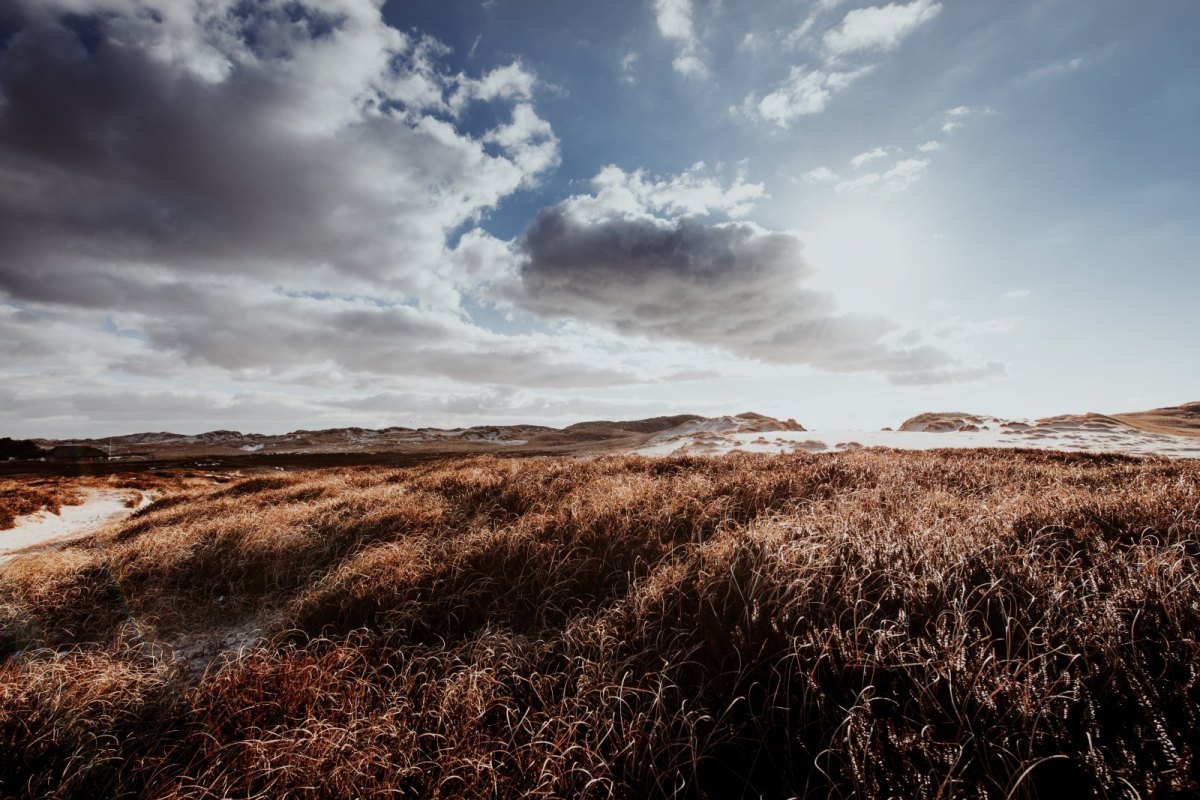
5, 402, 1197, 463
11, 412, 803, 462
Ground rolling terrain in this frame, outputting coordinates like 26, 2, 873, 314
1115, 401, 1200, 439
2, 450, 1199, 797
11, 402, 1200, 470
1, 404, 1199, 796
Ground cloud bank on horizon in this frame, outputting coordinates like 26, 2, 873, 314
1, 0, 1197, 436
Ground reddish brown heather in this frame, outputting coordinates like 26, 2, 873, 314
1, 450, 1199, 798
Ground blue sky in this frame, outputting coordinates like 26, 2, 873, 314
0, 0, 1196, 436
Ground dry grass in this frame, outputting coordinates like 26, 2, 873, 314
1, 450, 1198, 798
1117, 402, 1200, 440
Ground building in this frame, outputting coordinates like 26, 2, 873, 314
48, 445, 108, 462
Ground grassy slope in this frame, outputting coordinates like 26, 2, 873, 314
1, 450, 1199, 798
1116, 402, 1200, 440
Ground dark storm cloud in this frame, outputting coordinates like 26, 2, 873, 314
0, 6, 543, 294
505, 201, 972, 380
0, 0, 629, 390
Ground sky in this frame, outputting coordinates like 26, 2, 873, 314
0, 0, 1197, 438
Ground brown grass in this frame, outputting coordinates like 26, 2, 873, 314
1, 450, 1199, 798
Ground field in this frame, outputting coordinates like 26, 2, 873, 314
1, 449, 1199, 798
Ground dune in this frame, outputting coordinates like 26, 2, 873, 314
636, 413, 808, 455
897, 412, 1005, 432
634, 408, 1200, 459
1114, 401, 1200, 440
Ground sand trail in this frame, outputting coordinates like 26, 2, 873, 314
0, 489, 153, 564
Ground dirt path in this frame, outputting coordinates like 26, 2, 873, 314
0, 489, 152, 564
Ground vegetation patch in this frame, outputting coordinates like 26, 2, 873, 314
2, 450, 1198, 798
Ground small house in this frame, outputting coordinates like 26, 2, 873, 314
49, 445, 108, 462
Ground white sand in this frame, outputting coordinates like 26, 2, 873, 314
634, 425, 1200, 459
0, 489, 154, 563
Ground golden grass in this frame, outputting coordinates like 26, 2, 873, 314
1117, 402, 1200, 440
1, 450, 1199, 798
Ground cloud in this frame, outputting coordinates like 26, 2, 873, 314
785, 0, 851, 49
0, 0, 644, 399
836, 157, 929, 195
917, 139, 941, 152
496, 167, 986, 382
887, 361, 1007, 386
800, 166, 839, 184
823, 0, 943, 58
850, 147, 890, 168
0, 1, 1009, 437
0, 376, 697, 438
0, 283, 640, 391
748, 65, 872, 127
1025, 56, 1084, 82
653, 0, 707, 77
620, 51, 639, 82
564, 163, 766, 220
939, 104, 994, 133
1003, 289, 1032, 300
1018, 53, 1099, 84
747, 0, 940, 126
928, 317, 1014, 339
0, 2, 559, 300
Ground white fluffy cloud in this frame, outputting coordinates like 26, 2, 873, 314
836, 158, 930, 195
567, 163, 766, 220
823, 0, 942, 57
850, 147, 891, 168
653, 0, 707, 76
749, 66, 872, 127
800, 166, 839, 184
747, 0, 945, 125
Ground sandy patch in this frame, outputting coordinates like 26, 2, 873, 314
168, 619, 267, 677
0, 489, 154, 563
633, 426, 1200, 459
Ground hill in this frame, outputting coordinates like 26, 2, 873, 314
27, 413, 802, 461
897, 412, 1002, 432
1115, 401, 1200, 440
898, 403, 1200, 440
